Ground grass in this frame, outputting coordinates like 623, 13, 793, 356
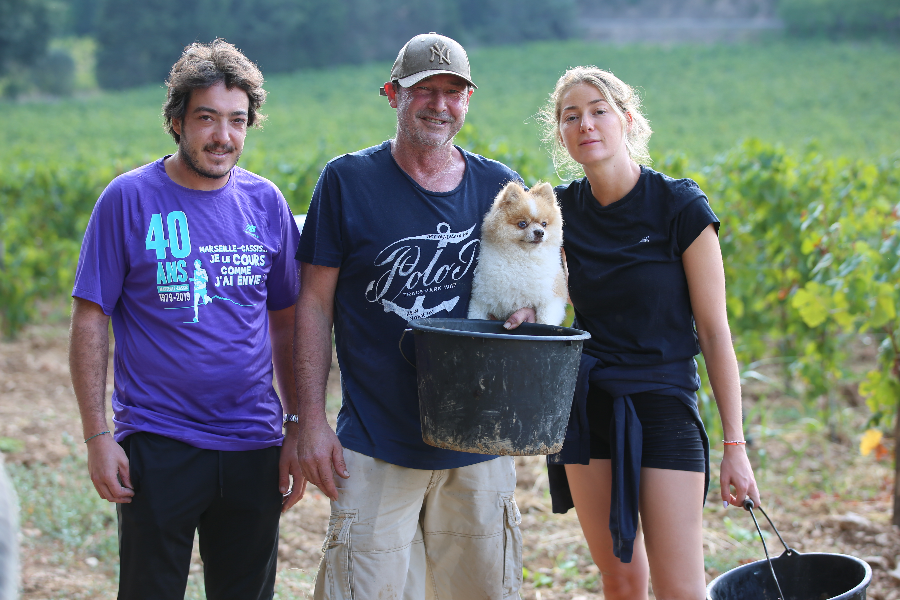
462, 38, 900, 166
9, 436, 318, 598
9, 439, 118, 564
2, 38, 898, 183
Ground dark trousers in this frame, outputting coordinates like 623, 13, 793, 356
117, 432, 282, 600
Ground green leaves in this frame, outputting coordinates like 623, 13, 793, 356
861, 365, 900, 418
0, 161, 110, 337
792, 282, 832, 329
871, 283, 897, 330
689, 140, 900, 420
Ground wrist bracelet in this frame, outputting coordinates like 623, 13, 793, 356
84, 430, 110, 443
723, 440, 746, 446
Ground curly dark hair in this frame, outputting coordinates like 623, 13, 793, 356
162, 39, 267, 144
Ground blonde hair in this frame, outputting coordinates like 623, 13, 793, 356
538, 66, 652, 179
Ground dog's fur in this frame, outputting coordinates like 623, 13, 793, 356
468, 181, 567, 325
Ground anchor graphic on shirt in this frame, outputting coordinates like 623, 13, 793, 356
382, 295, 459, 320
413, 223, 472, 248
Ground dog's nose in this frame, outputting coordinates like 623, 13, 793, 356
533, 229, 544, 239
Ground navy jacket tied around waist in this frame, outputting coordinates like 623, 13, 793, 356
547, 353, 710, 563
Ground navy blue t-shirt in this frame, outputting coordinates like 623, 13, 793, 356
297, 141, 522, 469
557, 166, 719, 366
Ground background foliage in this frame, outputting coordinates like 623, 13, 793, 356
4, 0, 899, 99
779, 0, 900, 38
660, 145, 900, 432
0, 0, 580, 96
3, 40, 898, 171
0, 0, 899, 456
90, 0, 578, 89
1, 37, 898, 430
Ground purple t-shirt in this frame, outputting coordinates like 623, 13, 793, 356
73, 158, 300, 451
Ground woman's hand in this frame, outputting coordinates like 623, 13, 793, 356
720, 444, 760, 508
682, 226, 760, 508
502, 307, 537, 330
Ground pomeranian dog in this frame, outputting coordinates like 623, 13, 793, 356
468, 181, 567, 326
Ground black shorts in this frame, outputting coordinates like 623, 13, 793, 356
587, 385, 706, 472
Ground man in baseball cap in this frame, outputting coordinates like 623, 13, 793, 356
296, 32, 529, 599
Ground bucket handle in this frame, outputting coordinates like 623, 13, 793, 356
399, 328, 415, 368
743, 498, 793, 600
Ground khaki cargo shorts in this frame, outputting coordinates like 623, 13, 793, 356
313, 449, 523, 600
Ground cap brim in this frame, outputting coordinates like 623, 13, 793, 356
396, 70, 477, 89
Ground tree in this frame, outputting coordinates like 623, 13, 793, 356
456, 0, 577, 45
778, 0, 900, 38
93, 0, 187, 89
0, 0, 55, 77
93, 0, 327, 89
90, 0, 579, 90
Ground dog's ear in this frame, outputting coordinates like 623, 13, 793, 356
494, 181, 523, 208
530, 182, 557, 206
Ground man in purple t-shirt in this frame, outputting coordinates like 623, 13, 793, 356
68, 39, 304, 599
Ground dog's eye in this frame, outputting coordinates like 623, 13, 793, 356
541, 222, 547, 227
517, 221, 527, 229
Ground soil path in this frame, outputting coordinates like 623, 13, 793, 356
3, 320, 900, 599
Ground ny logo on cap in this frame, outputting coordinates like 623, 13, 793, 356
429, 42, 451, 65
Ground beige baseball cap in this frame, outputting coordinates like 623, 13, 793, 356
379, 32, 476, 96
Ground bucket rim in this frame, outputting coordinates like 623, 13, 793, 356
408, 317, 592, 342
706, 550, 872, 600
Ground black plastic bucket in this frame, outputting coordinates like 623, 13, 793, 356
408, 318, 590, 455
706, 549, 872, 600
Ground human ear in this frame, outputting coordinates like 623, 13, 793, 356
384, 83, 398, 108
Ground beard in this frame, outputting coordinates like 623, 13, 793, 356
179, 136, 242, 180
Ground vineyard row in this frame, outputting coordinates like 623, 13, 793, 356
1, 139, 898, 422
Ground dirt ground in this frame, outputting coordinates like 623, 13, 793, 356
3, 318, 900, 599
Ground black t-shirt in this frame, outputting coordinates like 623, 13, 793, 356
557, 166, 718, 367
297, 141, 522, 469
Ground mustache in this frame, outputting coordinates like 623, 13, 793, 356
203, 143, 236, 153
416, 110, 455, 124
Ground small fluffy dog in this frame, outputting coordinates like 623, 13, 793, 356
468, 181, 567, 325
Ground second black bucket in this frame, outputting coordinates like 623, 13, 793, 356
409, 318, 590, 456
706, 550, 872, 600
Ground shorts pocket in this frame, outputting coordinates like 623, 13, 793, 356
501, 495, 523, 598
315, 509, 357, 599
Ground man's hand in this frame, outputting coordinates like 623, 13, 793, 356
70, 297, 129, 502
279, 425, 308, 513
298, 420, 348, 501
503, 307, 537, 330
86, 434, 134, 503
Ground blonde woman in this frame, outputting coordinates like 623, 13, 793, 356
540, 66, 760, 600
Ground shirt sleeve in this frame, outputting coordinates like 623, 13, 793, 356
295, 163, 344, 267
71, 180, 131, 315
672, 180, 719, 256
265, 188, 301, 311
